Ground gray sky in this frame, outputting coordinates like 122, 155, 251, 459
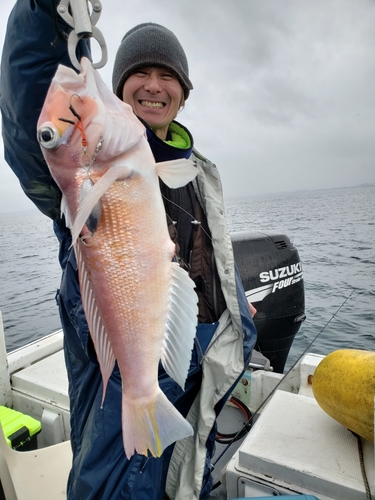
1, 0, 374, 213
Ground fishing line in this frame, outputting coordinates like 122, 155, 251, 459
161, 194, 212, 240
211, 289, 355, 475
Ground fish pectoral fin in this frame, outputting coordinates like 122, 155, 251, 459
71, 164, 133, 245
61, 194, 72, 229
122, 390, 193, 459
161, 262, 198, 390
80, 178, 102, 234
156, 159, 197, 189
74, 242, 116, 405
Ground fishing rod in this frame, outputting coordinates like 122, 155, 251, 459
211, 289, 355, 480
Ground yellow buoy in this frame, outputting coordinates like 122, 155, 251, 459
312, 349, 375, 442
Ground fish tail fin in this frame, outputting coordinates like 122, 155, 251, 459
122, 389, 193, 459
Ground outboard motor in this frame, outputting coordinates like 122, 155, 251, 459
231, 231, 306, 373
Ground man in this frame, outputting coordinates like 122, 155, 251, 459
1, 3, 256, 498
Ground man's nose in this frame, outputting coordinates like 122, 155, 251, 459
143, 75, 162, 93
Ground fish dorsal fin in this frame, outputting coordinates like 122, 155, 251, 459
74, 242, 116, 405
161, 262, 198, 390
71, 164, 133, 245
156, 159, 197, 189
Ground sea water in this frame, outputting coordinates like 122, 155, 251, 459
0, 185, 374, 370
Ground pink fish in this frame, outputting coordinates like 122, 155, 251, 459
37, 57, 198, 458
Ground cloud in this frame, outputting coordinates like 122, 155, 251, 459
1, 0, 374, 211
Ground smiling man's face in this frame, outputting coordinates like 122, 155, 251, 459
122, 67, 184, 140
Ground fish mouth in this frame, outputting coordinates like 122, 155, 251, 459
139, 100, 165, 109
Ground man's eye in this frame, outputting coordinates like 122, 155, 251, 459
162, 73, 175, 80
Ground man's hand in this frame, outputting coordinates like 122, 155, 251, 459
248, 302, 257, 318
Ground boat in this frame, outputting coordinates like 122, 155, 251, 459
0, 231, 373, 500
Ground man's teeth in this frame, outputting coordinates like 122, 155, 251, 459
140, 100, 164, 109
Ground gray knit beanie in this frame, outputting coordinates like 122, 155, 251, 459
112, 23, 193, 101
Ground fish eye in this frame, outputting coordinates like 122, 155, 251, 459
37, 123, 61, 149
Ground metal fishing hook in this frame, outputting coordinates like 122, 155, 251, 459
58, 95, 101, 169
58, 95, 82, 124
69, 94, 83, 121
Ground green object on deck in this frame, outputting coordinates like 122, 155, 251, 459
0, 406, 41, 451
